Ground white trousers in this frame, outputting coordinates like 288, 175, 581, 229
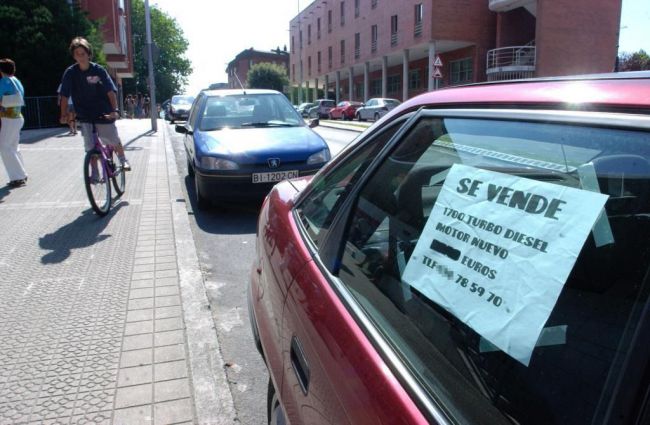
0, 117, 27, 181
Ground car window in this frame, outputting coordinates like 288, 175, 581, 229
385, 99, 401, 106
199, 93, 303, 130
172, 95, 194, 104
296, 123, 403, 247
335, 114, 650, 424
187, 95, 203, 128
366, 99, 376, 106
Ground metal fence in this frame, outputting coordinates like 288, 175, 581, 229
21, 96, 61, 130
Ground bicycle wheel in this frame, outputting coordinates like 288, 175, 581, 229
110, 150, 126, 196
84, 150, 111, 216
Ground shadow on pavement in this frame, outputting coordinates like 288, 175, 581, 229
0, 185, 12, 203
39, 202, 128, 264
124, 130, 157, 149
20, 127, 69, 144
183, 175, 261, 235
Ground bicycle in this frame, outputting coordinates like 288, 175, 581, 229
83, 118, 126, 216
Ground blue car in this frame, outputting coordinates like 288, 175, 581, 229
176, 89, 330, 208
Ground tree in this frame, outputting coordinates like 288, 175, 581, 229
247, 63, 289, 92
0, 0, 104, 96
618, 50, 650, 71
122, 0, 192, 103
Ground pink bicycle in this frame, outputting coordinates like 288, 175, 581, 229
84, 120, 126, 216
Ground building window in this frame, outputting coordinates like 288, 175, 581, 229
355, 82, 364, 99
328, 46, 333, 69
308, 56, 312, 76
414, 3, 423, 37
355, 0, 360, 17
340, 1, 345, 26
370, 79, 382, 96
371, 25, 378, 53
340, 39, 345, 64
328, 10, 332, 33
391, 15, 398, 46
317, 18, 321, 39
291, 36, 295, 53
450, 58, 473, 85
409, 69, 421, 89
354, 33, 360, 59
387, 74, 400, 93
292, 64, 295, 82
308, 24, 311, 45
318, 51, 322, 73
299, 30, 303, 49
371, 0, 378, 9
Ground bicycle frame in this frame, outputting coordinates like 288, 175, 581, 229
91, 128, 118, 178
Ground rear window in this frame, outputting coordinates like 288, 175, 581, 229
385, 99, 401, 106
172, 96, 194, 104
335, 114, 650, 424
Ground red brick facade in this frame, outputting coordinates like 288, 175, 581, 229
226, 48, 290, 89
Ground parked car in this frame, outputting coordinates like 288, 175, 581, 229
328, 100, 364, 120
169, 94, 195, 123
176, 89, 330, 209
296, 102, 316, 117
307, 99, 336, 118
161, 98, 171, 120
249, 72, 650, 425
355, 97, 401, 121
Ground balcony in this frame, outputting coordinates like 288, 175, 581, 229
488, 0, 537, 16
414, 21, 422, 38
486, 45, 536, 81
391, 32, 398, 47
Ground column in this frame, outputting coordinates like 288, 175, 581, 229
381, 56, 388, 98
335, 71, 341, 104
428, 42, 436, 91
324, 75, 329, 99
305, 81, 310, 102
402, 49, 410, 101
363, 62, 369, 102
314, 78, 319, 100
348, 67, 354, 101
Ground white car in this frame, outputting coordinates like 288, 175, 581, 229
355, 97, 401, 121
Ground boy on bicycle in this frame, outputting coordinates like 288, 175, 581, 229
59, 37, 131, 171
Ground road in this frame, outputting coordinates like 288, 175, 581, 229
167, 122, 358, 424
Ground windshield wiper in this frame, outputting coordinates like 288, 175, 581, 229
241, 122, 297, 127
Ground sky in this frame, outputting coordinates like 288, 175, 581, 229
150, 0, 649, 95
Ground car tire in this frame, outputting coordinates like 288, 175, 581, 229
374, 112, 380, 121
267, 378, 287, 425
194, 173, 209, 210
356, 112, 363, 121
328, 112, 333, 120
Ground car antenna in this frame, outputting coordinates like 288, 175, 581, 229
232, 69, 246, 95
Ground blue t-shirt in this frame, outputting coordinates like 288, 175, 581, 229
59, 62, 117, 122
0, 76, 24, 118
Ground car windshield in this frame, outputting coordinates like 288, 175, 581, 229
173, 96, 194, 105
199, 93, 304, 131
385, 99, 401, 106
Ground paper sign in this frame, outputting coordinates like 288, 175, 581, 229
402, 164, 608, 365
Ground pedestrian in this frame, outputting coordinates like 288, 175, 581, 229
135, 93, 143, 119
58, 37, 131, 171
143, 94, 150, 118
0, 58, 28, 188
126, 94, 135, 119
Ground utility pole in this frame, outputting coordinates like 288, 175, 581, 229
144, 0, 157, 132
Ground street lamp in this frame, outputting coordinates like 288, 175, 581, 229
144, 0, 157, 131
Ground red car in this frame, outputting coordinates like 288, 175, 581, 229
328, 100, 363, 120
249, 72, 650, 425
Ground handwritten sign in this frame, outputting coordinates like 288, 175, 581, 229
402, 164, 608, 365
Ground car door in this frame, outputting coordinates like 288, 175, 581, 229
361, 99, 376, 120
182, 94, 205, 166
278, 120, 433, 424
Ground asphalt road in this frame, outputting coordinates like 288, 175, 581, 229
166, 121, 358, 424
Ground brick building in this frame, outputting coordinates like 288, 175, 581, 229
290, 0, 622, 103
226, 47, 290, 89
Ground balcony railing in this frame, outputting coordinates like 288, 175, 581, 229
355, 48, 360, 59
371, 40, 377, 53
414, 22, 422, 38
391, 32, 398, 46
486, 45, 536, 81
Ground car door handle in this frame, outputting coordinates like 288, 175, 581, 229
290, 335, 310, 395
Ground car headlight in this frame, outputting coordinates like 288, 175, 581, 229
200, 157, 239, 170
307, 148, 331, 164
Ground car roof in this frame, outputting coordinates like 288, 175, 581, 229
394, 72, 650, 115
201, 89, 281, 97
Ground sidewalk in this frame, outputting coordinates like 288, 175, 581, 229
310, 118, 371, 133
0, 120, 233, 424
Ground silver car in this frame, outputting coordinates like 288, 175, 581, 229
355, 97, 401, 121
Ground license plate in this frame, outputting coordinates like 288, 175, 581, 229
252, 170, 299, 183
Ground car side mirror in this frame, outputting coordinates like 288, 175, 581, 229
308, 118, 319, 128
175, 124, 191, 135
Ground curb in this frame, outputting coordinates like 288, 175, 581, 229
317, 120, 370, 133
162, 123, 238, 424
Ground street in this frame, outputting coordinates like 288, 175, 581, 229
166, 121, 358, 424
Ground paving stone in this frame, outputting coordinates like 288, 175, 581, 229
115, 383, 153, 409
154, 378, 190, 403
154, 345, 185, 364
117, 365, 152, 387
124, 321, 154, 336
154, 330, 184, 347
154, 360, 188, 382
153, 398, 193, 425
113, 404, 153, 425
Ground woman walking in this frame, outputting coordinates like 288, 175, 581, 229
0, 58, 28, 187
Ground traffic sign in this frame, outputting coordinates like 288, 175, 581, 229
433, 67, 443, 79
433, 55, 443, 67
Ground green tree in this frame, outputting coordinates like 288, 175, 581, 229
0, 0, 104, 96
248, 63, 289, 92
618, 49, 650, 71
122, 0, 192, 103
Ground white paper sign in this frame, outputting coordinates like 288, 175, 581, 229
402, 164, 609, 365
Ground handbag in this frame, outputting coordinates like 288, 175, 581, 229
1, 78, 24, 108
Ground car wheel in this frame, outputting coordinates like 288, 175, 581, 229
267, 378, 286, 425
374, 112, 380, 121
328, 112, 333, 120
356, 112, 363, 121
194, 173, 209, 210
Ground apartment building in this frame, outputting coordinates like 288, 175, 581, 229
226, 47, 290, 89
289, 0, 622, 103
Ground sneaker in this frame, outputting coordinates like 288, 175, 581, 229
8, 179, 26, 188
121, 160, 132, 171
